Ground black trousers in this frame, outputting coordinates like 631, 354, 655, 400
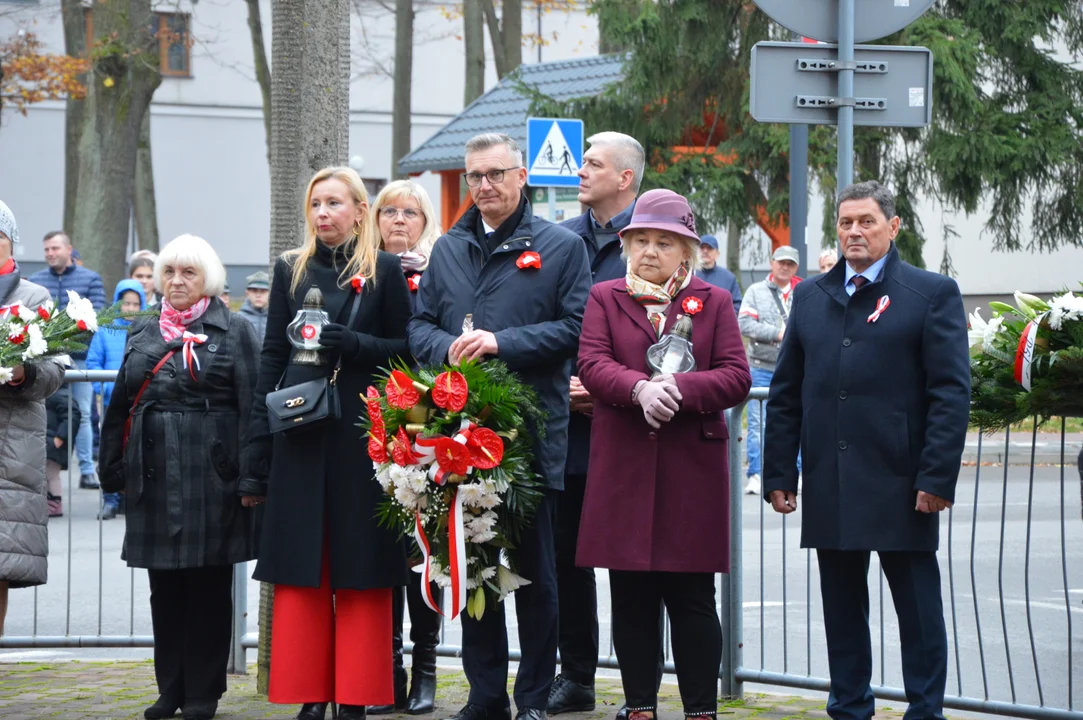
147, 565, 234, 703
390, 560, 443, 657
462, 490, 558, 710
610, 570, 721, 715
817, 550, 947, 720
554, 472, 598, 685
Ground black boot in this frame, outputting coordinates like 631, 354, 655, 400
370, 586, 408, 715
296, 703, 329, 720
407, 577, 442, 715
339, 705, 367, 720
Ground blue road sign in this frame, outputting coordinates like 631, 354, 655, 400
527, 117, 584, 188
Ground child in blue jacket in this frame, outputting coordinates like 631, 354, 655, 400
87, 279, 146, 519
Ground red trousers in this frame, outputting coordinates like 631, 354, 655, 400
268, 550, 393, 706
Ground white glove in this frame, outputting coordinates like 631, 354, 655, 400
635, 380, 680, 429
650, 374, 683, 403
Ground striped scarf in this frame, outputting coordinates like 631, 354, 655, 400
625, 263, 692, 338
159, 297, 211, 342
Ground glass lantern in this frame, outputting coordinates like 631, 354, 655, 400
286, 286, 330, 365
646, 314, 696, 377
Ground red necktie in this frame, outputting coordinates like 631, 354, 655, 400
851, 275, 868, 289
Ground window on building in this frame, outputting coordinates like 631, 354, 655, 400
84, 10, 191, 78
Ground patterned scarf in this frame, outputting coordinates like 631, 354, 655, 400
159, 296, 211, 342
625, 263, 692, 338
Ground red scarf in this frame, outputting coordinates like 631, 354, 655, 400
159, 297, 211, 342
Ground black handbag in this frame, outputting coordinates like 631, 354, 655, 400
265, 289, 362, 435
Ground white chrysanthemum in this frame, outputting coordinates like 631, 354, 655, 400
375, 465, 393, 492
22, 323, 47, 360
389, 463, 409, 484
64, 293, 98, 332
427, 559, 451, 588
478, 492, 502, 510
480, 566, 497, 581
0, 367, 12, 385
7, 321, 24, 339
394, 483, 421, 510
406, 466, 430, 494
1048, 291, 1083, 331
457, 482, 488, 508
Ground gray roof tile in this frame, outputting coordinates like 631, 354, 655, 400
398, 53, 627, 174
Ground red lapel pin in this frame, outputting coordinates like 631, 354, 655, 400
516, 251, 542, 270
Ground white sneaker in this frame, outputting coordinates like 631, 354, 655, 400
744, 474, 762, 495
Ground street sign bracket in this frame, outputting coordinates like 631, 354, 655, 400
797, 59, 889, 73
795, 95, 888, 111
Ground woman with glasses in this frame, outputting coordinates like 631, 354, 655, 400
366, 180, 444, 715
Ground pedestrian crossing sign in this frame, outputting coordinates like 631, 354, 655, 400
527, 117, 584, 188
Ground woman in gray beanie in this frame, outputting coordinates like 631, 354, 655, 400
0, 200, 67, 635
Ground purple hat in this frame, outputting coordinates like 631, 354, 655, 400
619, 188, 699, 243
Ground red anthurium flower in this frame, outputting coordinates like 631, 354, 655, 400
516, 251, 542, 270
467, 428, 505, 470
385, 370, 421, 410
681, 296, 703, 316
366, 386, 385, 428
431, 371, 468, 413
435, 437, 471, 476
392, 427, 420, 466
351, 275, 366, 292
368, 428, 388, 463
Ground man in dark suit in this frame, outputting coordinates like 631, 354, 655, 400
763, 180, 970, 720
548, 131, 642, 716
409, 133, 591, 720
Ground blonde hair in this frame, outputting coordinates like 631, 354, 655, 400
370, 180, 442, 270
285, 166, 377, 295
155, 234, 227, 297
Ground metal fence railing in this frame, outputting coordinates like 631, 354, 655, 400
3, 374, 1080, 720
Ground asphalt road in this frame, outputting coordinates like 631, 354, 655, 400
2, 465, 1080, 715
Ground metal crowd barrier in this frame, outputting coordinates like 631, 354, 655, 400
3, 374, 1080, 720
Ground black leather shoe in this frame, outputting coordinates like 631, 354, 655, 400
515, 709, 547, 720
339, 705, 367, 720
144, 696, 181, 719
296, 703, 329, 720
443, 703, 512, 720
406, 663, 437, 715
546, 675, 595, 715
181, 699, 217, 720
614, 705, 629, 720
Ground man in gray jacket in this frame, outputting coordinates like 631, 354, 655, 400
237, 271, 270, 344
738, 245, 803, 495
0, 201, 67, 635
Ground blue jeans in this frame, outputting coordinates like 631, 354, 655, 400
72, 358, 95, 476
745, 365, 801, 478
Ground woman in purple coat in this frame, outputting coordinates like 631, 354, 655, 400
576, 189, 751, 720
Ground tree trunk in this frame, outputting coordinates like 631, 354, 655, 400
268, 0, 351, 261
71, 0, 161, 297
133, 110, 159, 251
478, 0, 506, 79
501, 0, 522, 76
260, 0, 352, 689
61, 0, 86, 233
246, 0, 272, 167
391, 0, 413, 180
464, 0, 486, 105
726, 219, 742, 281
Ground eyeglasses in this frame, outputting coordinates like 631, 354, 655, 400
462, 167, 521, 187
379, 207, 422, 220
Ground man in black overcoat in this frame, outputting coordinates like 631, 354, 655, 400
408, 133, 591, 720
763, 181, 970, 720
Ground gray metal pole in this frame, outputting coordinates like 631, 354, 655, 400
837, 0, 855, 190
789, 124, 809, 275
231, 562, 248, 674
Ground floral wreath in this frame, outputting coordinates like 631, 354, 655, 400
365, 359, 546, 620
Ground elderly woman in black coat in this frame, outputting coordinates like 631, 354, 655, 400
248, 166, 413, 720
99, 234, 263, 720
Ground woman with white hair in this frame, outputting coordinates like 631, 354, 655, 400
99, 234, 263, 720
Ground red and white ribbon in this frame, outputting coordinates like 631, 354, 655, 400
1013, 316, 1041, 391
181, 331, 208, 381
413, 488, 468, 620
412, 418, 477, 485
867, 295, 891, 323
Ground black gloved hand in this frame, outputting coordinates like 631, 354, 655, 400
319, 323, 360, 358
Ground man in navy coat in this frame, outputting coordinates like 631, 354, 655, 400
763, 181, 970, 720
548, 131, 642, 716
409, 133, 591, 720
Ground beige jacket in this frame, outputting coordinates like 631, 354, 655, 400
0, 278, 66, 588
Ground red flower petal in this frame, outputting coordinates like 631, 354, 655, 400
368, 431, 388, 463
392, 427, 420, 466
365, 386, 386, 428
37, 306, 51, 321
385, 370, 421, 410
407, 274, 420, 292
77, 319, 88, 331
431, 371, 468, 413
467, 428, 505, 470
435, 437, 471, 476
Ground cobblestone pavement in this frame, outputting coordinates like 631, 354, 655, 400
0, 662, 918, 720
